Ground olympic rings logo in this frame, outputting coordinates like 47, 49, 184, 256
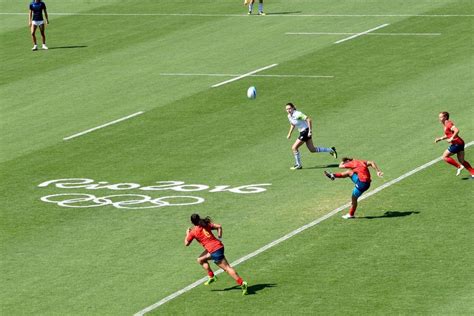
40, 193, 205, 209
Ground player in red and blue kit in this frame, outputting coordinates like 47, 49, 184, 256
185, 214, 248, 295
324, 158, 383, 219
435, 111, 474, 178
29, 0, 49, 51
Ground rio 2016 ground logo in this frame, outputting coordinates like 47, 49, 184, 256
38, 179, 272, 210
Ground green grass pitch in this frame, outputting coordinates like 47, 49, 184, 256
1, 0, 473, 315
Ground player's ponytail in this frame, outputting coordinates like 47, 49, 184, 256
190, 214, 212, 227
440, 111, 449, 120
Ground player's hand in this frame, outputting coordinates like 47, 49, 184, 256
435, 138, 441, 143
377, 171, 384, 177
446, 138, 453, 143
308, 130, 312, 137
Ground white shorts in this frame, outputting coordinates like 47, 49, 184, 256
32, 20, 44, 26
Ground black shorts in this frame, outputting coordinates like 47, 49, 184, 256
298, 128, 311, 142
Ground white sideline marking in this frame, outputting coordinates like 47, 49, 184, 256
335, 23, 389, 44
211, 64, 278, 88
287, 32, 441, 36
134, 141, 474, 315
1, 13, 473, 17
63, 111, 143, 140
160, 73, 333, 79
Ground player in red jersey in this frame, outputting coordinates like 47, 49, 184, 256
324, 158, 383, 219
185, 214, 248, 295
435, 112, 474, 178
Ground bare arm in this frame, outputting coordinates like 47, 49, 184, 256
29, 10, 32, 25
44, 6, 49, 24
184, 228, 192, 246
435, 135, 448, 143
287, 124, 295, 139
367, 161, 383, 177
212, 223, 223, 239
447, 126, 459, 143
306, 116, 313, 136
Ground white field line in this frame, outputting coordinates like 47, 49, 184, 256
160, 73, 333, 79
133, 140, 474, 316
335, 23, 390, 44
1, 13, 473, 17
211, 64, 278, 88
287, 32, 441, 36
63, 111, 144, 140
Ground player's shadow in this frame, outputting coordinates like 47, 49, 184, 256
359, 211, 420, 219
461, 177, 473, 180
48, 45, 88, 50
267, 11, 302, 15
307, 163, 339, 169
211, 283, 277, 295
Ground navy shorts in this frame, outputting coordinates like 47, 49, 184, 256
298, 128, 312, 142
350, 174, 371, 198
448, 144, 464, 154
210, 247, 225, 264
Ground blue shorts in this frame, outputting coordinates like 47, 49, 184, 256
210, 247, 225, 264
448, 144, 464, 154
351, 174, 370, 198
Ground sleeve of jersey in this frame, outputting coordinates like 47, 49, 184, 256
296, 113, 307, 120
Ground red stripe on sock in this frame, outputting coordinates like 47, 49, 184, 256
444, 157, 461, 168
208, 271, 214, 278
237, 277, 243, 286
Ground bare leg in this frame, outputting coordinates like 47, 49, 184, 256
216, 258, 241, 283
31, 24, 38, 45
197, 251, 212, 274
39, 24, 46, 45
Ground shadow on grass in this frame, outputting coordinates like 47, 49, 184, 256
461, 177, 473, 180
306, 163, 340, 169
211, 283, 277, 295
359, 211, 420, 219
48, 45, 88, 50
268, 11, 302, 15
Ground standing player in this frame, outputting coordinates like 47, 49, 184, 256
29, 0, 49, 51
324, 157, 383, 219
244, 0, 265, 15
286, 102, 337, 170
185, 214, 248, 295
435, 111, 474, 178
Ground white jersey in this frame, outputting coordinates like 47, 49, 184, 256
288, 110, 309, 131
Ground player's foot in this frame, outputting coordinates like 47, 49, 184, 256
330, 147, 338, 158
258, 11, 266, 15
248, 11, 252, 15
42, 44, 48, 50
456, 165, 464, 176
32, 45, 38, 51
324, 171, 335, 180
290, 164, 302, 170
204, 276, 217, 285
342, 213, 355, 219
241, 281, 248, 295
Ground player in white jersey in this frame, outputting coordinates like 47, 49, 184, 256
285, 102, 337, 170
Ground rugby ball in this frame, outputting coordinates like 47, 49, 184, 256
247, 86, 257, 99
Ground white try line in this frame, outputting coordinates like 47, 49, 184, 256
287, 32, 441, 36
160, 73, 333, 79
1, 12, 473, 17
335, 23, 390, 44
134, 141, 474, 316
211, 64, 278, 88
63, 111, 144, 140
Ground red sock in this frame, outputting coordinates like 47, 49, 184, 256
236, 277, 243, 286
208, 271, 214, 278
334, 173, 344, 178
349, 206, 356, 216
462, 161, 474, 175
443, 157, 461, 168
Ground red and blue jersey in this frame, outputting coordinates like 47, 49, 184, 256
30, 1, 46, 21
187, 224, 223, 253
342, 159, 371, 183
444, 120, 464, 145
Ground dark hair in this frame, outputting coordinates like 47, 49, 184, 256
440, 111, 449, 119
286, 102, 296, 109
190, 214, 212, 227
341, 157, 353, 163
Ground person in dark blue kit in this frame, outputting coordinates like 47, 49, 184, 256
29, 0, 49, 51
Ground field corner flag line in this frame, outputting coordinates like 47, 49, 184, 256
134, 141, 474, 315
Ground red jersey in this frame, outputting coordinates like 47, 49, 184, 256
342, 159, 371, 182
187, 224, 223, 253
444, 120, 464, 145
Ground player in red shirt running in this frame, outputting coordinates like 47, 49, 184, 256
324, 158, 383, 219
185, 214, 248, 295
435, 112, 474, 178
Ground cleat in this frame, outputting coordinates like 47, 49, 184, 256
290, 165, 302, 170
330, 147, 338, 158
32, 45, 38, 51
42, 44, 48, 50
324, 171, 335, 180
248, 11, 252, 15
342, 214, 355, 219
241, 281, 248, 295
258, 11, 266, 15
456, 165, 464, 176
204, 276, 217, 286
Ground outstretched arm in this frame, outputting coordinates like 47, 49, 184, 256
367, 161, 383, 177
